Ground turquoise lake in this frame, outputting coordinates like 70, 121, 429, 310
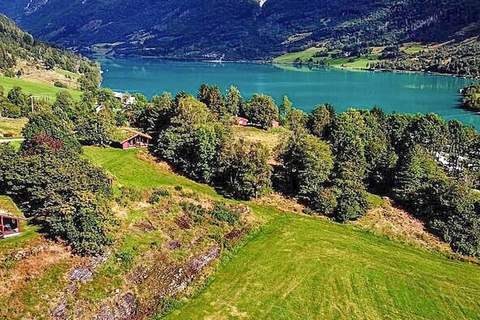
99, 58, 479, 129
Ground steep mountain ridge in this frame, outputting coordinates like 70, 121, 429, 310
1, 0, 479, 60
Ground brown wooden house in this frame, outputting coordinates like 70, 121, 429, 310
0, 213, 22, 238
0, 196, 25, 239
113, 127, 153, 149
120, 130, 152, 149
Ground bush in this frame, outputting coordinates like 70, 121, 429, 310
149, 188, 170, 204
279, 133, 334, 199
155, 96, 227, 183
22, 110, 81, 154
54, 81, 67, 88
180, 201, 207, 224
333, 181, 369, 222
308, 187, 338, 216
208, 202, 240, 225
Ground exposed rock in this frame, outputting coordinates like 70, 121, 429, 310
69, 267, 93, 283
93, 293, 138, 320
166, 240, 181, 250
51, 297, 68, 320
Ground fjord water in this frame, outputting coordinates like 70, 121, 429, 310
99, 58, 479, 128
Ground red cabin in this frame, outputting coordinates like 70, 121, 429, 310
0, 213, 21, 238
120, 131, 153, 149
271, 120, 280, 128
235, 117, 249, 126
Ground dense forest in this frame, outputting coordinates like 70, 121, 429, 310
1, 81, 479, 258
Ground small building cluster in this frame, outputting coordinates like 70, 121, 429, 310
235, 117, 280, 128
113, 92, 136, 106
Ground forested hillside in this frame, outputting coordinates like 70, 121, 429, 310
1, 0, 479, 60
0, 14, 100, 90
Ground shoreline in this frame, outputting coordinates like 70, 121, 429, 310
94, 52, 479, 81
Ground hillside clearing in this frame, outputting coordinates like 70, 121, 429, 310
0, 76, 82, 101
83, 147, 480, 320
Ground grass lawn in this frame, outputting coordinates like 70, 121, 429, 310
0, 76, 82, 101
83, 147, 480, 320
233, 126, 288, 156
401, 43, 429, 55
273, 47, 377, 71
166, 208, 480, 320
83, 147, 219, 198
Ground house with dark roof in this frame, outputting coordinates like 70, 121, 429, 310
113, 127, 153, 149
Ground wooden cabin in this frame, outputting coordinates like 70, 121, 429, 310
120, 131, 152, 149
235, 116, 249, 126
0, 213, 21, 238
0, 196, 24, 239
112, 127, 153, 149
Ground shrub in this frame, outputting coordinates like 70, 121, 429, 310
279, 133, 334, 199
149, 188, 170, 204
208, 202, 240, 225
333, 181, 369, 222
54, 81, 67, 88
308, 187, 338, 216
180, 201, 207, 224
22, 110, 81, 154
0, 148, 114, 255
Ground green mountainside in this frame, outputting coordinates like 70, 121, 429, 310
0, 0, 479, 61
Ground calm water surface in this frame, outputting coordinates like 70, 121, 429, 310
99, 58, 479, 129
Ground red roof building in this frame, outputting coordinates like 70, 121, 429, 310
235, 117, 249, 126
120, 131, 153, 149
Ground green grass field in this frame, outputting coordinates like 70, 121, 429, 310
83, 147, 480, 320
401, 43, 428, 55
273, 47, 378, 71
0, 76, 82, 101
335, 58, 379, 70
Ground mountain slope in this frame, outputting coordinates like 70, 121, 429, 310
1, 0, 479, 60
0, 14, 100, 89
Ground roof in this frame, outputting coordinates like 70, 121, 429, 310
0, 196, 24, 219
112, 127, 152, 144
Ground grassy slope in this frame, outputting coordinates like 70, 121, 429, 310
83, 147, 480, 320
0, 75, 82, 101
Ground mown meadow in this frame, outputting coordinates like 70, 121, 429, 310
0, 76, 82, 101
84, 147, 480, 320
